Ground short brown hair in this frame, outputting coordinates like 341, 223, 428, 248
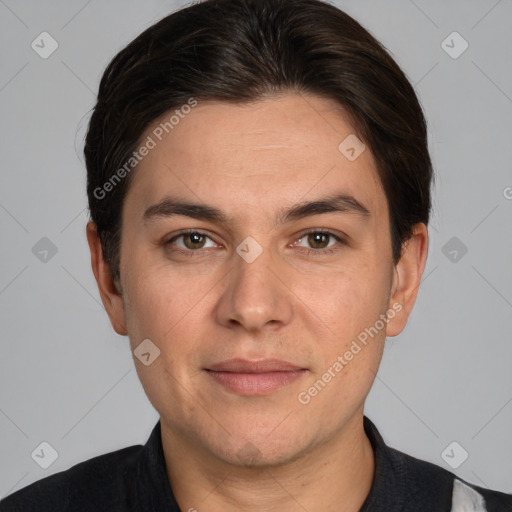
85, 0, 433, 282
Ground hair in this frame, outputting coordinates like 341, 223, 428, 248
85, 0, 433, 283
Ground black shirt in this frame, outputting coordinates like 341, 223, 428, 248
1, 416, 511, 511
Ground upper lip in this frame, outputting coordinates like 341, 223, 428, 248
206, 358, 304, 373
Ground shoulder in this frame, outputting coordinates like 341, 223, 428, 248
362, 416, 512, 511
391, 445, 512, 511
0, 444, 142, 512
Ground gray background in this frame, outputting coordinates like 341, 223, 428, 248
1, 0, 511, 499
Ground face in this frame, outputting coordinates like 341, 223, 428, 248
90, 93, 424, 467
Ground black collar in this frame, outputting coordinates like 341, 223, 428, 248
130, 415, 407, 511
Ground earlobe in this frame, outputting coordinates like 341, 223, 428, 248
386, 223, 429, 337
86, 221, 128, 336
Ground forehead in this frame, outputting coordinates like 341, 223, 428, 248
125, 93, 386, 223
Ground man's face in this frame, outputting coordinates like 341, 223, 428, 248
117, 93, 399, 465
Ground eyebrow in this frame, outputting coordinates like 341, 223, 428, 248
142, 192, 371, 225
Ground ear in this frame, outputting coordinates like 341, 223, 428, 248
386, 223, 429, 337
86, 221, 128, 336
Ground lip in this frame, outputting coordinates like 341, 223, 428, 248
207, 358, 304, 373
205, 358, 307, 396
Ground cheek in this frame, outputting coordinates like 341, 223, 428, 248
122, 267, 207, 407
294, 258, 391, 340
122, 263, 198, 345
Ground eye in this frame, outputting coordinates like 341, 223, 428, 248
293, 230, 345, 255
163, 229, 345, 258
165, 230, 217, 251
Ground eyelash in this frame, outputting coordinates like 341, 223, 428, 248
164, 228, 345, 257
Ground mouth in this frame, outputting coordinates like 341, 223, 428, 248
204, 358, 307, 396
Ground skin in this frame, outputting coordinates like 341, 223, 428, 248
87, 93, 428, 512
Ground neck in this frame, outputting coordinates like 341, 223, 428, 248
161, 413, 375, 512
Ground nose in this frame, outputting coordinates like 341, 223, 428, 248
214, 240, 294, 333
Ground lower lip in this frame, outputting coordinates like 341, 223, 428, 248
206, 370, 306, 396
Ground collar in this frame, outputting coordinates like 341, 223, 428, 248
359, 415, 408, 511
132, 415, 407, 511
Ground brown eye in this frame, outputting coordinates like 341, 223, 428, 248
307, 232, 330, 249
165, 231, 217, 252
293, 230, 345, 256
182, 232, 207, 249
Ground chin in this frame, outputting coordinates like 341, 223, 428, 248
219, 440, 305, 469
204, 420, 314, 469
